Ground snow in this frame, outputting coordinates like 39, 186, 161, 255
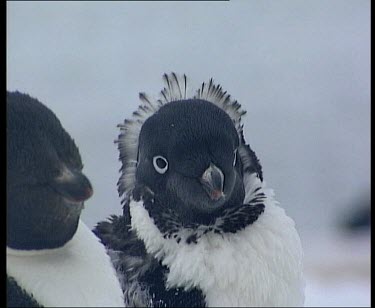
305, 277, 370, 307
303, 231, 370, 307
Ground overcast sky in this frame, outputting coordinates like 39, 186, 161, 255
7, 1, 370, 239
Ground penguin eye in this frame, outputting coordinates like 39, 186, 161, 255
153, 156, 168, 174
233, 148, 238, 167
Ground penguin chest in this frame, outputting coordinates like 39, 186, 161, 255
167, 209, 304, 307
131, 200, 305, 307
7, 220, 124, 307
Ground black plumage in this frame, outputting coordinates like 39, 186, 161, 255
95, 206, 207, 307
94, 73, 266, 307
7, 91, 93, 250
7, 278, 41, 308
7, 91, 93, 307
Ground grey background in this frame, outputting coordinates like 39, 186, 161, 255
7, 1, 370, 241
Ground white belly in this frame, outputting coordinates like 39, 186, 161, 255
130, 174, 305, 307
7, 220, 125, 307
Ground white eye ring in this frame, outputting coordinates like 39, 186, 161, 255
233, 149, 238, 166
153, 155, 169, 174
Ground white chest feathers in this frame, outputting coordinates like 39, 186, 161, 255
130, 175, 305, 307
7, 220, 125, 307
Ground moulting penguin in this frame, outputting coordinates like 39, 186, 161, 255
95, 73, 305, 307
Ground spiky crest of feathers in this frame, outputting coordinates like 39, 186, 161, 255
116, 73, 256, 201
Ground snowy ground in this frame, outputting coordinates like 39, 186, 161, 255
303, 231, 370, 307
305, 276, 370, 307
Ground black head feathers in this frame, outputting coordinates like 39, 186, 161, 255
7, 91, 93, 250
116, 73, 263, 203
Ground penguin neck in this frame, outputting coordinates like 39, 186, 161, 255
7, 220, 125, 307
130, 173, 305, 306
7, 203, 82, 250
138, 172, 266, 244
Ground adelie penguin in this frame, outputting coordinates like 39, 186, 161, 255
95, 73, 305, 307
7, 91, 124, 307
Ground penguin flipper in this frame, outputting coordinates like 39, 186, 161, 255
7, 276, 42, 307
94, 212, 206, 307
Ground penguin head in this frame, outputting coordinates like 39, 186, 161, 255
118, 73, 263, 238
7, 91, 93, 250
135, 99, 245, 225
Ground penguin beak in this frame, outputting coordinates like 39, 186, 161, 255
51, 167, 93, 203
200, 163, 225, 201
